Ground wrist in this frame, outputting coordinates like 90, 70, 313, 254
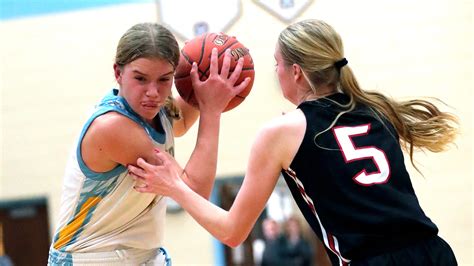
172, 178, 191, 204
198, 111, 222, 125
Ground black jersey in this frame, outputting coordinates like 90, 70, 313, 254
281, 93, 438, 265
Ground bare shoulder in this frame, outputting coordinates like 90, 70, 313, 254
82, 112, 153, 171
254, 109, 306, 169
91, 112, 139, 131
86, 112, 146, 145
89, 111, 150, 147
259, 109, 306, 137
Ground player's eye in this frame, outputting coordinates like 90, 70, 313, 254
135, 76, 146, 82
159, 75, 173, 83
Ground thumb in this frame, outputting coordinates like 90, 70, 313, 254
136, 157, 154, 169
154, 151, 170, 165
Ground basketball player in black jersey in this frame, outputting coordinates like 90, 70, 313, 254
129, 19, 459, 265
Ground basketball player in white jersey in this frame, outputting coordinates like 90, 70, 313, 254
48, 23, 249, 265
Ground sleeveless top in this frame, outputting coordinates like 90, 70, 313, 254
51, 89, 174, 252
281, 93, 438, 265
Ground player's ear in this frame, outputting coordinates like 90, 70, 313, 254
292, 63, 303, 81
113, 63, 122, 84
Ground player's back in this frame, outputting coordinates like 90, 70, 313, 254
282, 93, 438, 264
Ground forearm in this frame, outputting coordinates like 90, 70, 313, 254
173, 181, 244, 247
182, 111, 221, 198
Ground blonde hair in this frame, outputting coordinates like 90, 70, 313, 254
278, 19, 458, 169
164, 96, 182, 120
116, 23, 182, 120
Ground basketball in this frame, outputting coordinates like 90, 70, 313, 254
174, 32, 255, 112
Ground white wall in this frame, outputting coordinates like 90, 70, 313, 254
1, 0, 472, 265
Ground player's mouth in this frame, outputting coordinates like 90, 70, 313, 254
141, 101, 160, 109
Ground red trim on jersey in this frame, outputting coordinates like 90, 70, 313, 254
285, 168, 351, 265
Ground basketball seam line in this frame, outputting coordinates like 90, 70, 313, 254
201, 40, 240, 77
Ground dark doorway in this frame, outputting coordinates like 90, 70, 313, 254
0, 197, 50, 266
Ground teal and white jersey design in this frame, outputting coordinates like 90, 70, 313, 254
51, 89, 174, 253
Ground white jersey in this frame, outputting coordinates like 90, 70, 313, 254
49, 89, 174, 259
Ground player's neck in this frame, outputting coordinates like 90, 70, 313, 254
301, 86, 337, 102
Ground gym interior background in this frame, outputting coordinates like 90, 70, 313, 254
0, 0, 472, 265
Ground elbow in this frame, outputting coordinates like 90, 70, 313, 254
221, 229, 249, 248
226, 242, 241, 249
200, 189, 211, 200
184, 175, 213, 199
212, 212, 252, 248
195, 187, 212, 200
223, 237, 245, 248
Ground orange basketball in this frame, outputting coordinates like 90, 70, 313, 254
174, 32, 255, 112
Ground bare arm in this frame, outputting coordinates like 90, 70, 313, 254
172, 48, 250, 198
81, 112, 163, 172
129, 110, 306, 246
172, 95, 199, 137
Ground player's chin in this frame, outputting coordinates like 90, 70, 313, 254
140, 108, 160, 122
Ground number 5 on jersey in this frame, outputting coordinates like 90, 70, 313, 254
333, 124, 391, 186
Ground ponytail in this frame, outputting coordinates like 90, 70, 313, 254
279, 19, 459, 171
164, 96, 182, 120
339, 66, 459, 169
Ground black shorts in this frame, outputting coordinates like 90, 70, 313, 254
350, 235, 457, 266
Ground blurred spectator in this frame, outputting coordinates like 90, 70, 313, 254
282, 216, 313, 266
260, 218, 287, 266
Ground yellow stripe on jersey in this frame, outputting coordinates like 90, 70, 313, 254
53, 196, 101, 250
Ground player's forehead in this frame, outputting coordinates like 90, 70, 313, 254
274, 43, 281, 60
126, 57, 174, 76
274, 43, 286, 65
